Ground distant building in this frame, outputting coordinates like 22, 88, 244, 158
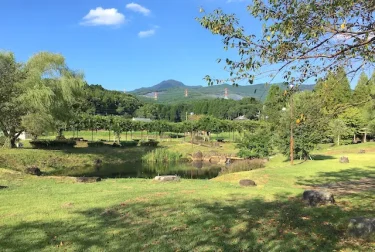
234, 115, 249, 121
132, 117, 152, 122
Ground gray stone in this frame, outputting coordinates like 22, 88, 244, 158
339, 156, 349, 163
76, 177, 102, 183
359, 149, 366, 154
192, 151, 203, 160
154, 175, 181, 182
25, 167, 42, 176
302, 190, 335, 206
239, 179, 257, 187
348, 217, 375, 238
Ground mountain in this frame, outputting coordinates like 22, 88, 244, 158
131, 79, 198, 94
129, 80, 315, 103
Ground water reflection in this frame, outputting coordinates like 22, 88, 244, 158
51, 161, 223, 179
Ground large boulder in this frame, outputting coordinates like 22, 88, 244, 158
25, 167, 42, 176
348, 217, 375, 238
302, 190, 335, 206
239, 179, 257, 187
192, 151, 203, 161
154, 175, 181, 182
339, 156, 349, 163
76, 177, 102, 183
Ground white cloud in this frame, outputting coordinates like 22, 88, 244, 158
138, 29, 155, 38
126, 3, 151, 16
81, 7, 125, 26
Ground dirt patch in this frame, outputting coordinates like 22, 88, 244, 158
311, 178, 375, 195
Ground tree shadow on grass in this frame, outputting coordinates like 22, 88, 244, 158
282, 155, 336, 163
1, 193, 373, 251
296, 166, 375, 187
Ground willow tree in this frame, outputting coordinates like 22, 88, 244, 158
0, 51, 84, 147
197, 1, 375, 86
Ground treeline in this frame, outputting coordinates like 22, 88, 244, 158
79, 84, 262, 121
62, 114, 263, 143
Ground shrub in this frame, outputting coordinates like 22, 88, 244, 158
119, 141, 138, 147
55, 135, 66, 140
30, 140, 76, 149
0, 136, 5, 147
140, 140, 159, 147
88, 141, 106, 147
142, 148, 182, 163
220, 159, 265, 175
237, 129, 272, 159
169, 133, 184, 139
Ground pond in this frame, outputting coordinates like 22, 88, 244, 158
50, 161, 224, 179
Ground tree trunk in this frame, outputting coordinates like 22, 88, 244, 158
364, 132, 367, 143
5, 136, 17, 148
337, 135, 340, 146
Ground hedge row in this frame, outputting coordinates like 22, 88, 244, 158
30, 140, 77, 149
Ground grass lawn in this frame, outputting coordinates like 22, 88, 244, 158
0, 143, 374, 251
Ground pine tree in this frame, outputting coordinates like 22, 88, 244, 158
352, 72, 371, 104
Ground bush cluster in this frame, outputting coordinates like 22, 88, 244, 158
87, 141, 106, 147
220, 159, 265, 175
30, 140, 76, 149
140, 140, 159, 147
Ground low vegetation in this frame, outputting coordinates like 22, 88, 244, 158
1, 143, 374, 251
142, 148, 183, 163
219, 159, 265, 175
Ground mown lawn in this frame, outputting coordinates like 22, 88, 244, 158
0, 143, 374, 251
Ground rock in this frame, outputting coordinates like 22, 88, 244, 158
76, 177, 102, 183
339, 156, 349, 163
191, 161, 203, 169
0, 186, 8, 190
25, 167, 42, 176
192, 151, 203, 160
302, 190, 335, 206
348, 217, 375, 238
359, 149, 366, 154
154, 175, 181, 182
239, 179, 257, 187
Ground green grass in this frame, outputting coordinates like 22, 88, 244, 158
0, 143, 375, 251
142, 148, 183, 163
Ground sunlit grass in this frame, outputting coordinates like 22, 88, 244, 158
0, 143, 374, 251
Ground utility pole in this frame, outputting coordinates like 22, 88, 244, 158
290, 93, 294, 165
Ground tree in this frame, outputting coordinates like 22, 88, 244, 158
197, 1, 375, 86
237, 126, 272, 159
353, 72, 371, 104
329, 119, 350, 146
277, 91, 327, 160
0, 51, 84, 147
263, 85, 285, 124
314, 68, 352, 115
338, 107, 367, 142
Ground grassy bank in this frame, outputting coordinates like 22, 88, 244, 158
0, 144, 374, 251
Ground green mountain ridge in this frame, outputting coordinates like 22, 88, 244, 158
129, 80, 315, 103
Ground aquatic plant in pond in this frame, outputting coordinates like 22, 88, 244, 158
219, 159, 265, 175
142, 148, 182, 163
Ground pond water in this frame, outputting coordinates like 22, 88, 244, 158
51, 161, 224, 179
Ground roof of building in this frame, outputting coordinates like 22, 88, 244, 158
132, 117, 152, 122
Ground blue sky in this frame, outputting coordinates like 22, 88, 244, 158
1, 0, 260, 91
